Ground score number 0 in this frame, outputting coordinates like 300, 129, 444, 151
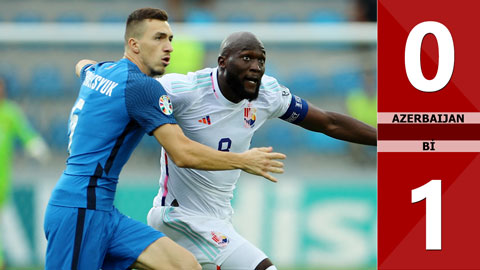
405, 21, 454, 250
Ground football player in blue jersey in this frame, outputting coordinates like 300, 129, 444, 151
43, 8, 286, 270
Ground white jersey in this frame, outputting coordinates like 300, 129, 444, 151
153, 67, 292, 219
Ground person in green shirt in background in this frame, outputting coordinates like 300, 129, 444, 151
345, 68, 377, 165
164, 35, 205, 75
0, 76, 49, 269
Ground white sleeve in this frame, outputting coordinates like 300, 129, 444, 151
156, 74, 192, 117
261, 75, 293, 119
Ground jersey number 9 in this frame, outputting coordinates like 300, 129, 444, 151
218, 138, 232, 152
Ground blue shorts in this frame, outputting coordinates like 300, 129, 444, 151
44, 204, 165, 270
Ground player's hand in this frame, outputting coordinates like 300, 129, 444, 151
75, 59, 97, 77
240, 147, 286, 182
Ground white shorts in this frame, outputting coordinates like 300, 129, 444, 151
147, 206, 267, 268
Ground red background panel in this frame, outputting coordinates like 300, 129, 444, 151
378, 1, 480, 268
378, 153, 480, 269
378, 0, 480, 112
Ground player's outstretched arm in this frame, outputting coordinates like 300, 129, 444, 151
153, 124, 286, 182
298, 101, 377, 146
75, 59, 97, 77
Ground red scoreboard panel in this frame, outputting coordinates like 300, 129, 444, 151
378, 1, 480, 269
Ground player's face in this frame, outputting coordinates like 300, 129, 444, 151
225, 47, 266, 101
138, 20, 173, 76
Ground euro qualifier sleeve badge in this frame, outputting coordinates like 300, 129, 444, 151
159, 95, 173, 116
378, 0, 480, 269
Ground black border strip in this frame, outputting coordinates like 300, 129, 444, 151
71, 208, 86, 270
87, 163, 103, 210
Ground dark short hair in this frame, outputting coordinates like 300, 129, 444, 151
125, 8, 169, 42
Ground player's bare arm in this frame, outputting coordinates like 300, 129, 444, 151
75, 59, 97, 77
153, 124, 286, 182
296, 101, 377, 146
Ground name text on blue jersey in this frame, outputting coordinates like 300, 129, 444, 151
83, 71, 118, 97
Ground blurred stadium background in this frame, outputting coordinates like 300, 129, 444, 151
0, 0, 377, 269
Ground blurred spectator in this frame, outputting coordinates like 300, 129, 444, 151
346, 0, 377, 162
345, 68, 376, 164
0, 76, 50, 268
165, 36, 206, 75
354, 0, 377, 22
166, 0, 185, 22
163, 1, 209, 74
167, 0, 216, 22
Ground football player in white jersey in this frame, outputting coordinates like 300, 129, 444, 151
147, 32, 377, 270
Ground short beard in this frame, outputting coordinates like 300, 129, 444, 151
149, 67, 165, 77
226, 72, 260, 101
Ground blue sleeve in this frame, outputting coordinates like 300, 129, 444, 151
279, 94, 309, 124
125, 75, 177, 135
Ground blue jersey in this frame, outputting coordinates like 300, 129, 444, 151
49, 58, 176, 211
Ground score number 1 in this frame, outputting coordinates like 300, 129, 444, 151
405, 21, 452, 250
412, 180, 442, 250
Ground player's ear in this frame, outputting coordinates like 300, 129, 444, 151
128, 38, 140, 54
218, 56, 226, 68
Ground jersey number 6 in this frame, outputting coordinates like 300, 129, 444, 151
68, 98, 85, 153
